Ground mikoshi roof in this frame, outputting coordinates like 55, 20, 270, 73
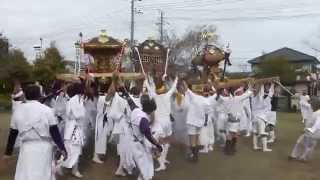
83, 31, 123, 49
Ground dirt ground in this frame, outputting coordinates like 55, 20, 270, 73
1, 112, 320, 180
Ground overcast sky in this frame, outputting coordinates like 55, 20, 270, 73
2, 0, 320, 71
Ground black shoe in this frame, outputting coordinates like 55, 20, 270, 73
224, 140, 232, 155
288, 156, 298, 161
230, 138, 237, 155
191, 147, 199, 162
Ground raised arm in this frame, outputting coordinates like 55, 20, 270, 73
268, 83, 275, 98
144, 77, 156, 98
234, 89, 253, 101
166, 76, 178, 96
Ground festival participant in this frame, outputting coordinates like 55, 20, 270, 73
61, 83, 86, 178
2, 84, 67, 180
181, 81, 210, 161
207, 86, 217, 151
92, 81, 116, 164
171, 82, 189, 152
300, 93, 312, 124
114, 86, 142, 176
217, 85, 253, 155
214, 89, 229, 148
289, 94, 319, 162
144, 75, 178, 171
199, 85, 216, 153
251, 84, 274, 152
11, 80, 25, 111
235, 87, 252, 137
118, 86, 163, 180
50, 88, 69, 134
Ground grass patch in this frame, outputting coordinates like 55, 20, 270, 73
0, 112, 319, 180
0, 94, 11, 110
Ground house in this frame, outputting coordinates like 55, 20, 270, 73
248, 47, 320, 94
248, 47, 320, 111
248, 47, 319, 74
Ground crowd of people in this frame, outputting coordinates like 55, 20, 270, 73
3, 71, 320, 180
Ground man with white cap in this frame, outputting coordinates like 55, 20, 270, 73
2, 84, 67, 180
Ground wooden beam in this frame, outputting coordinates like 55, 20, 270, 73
56, 72, 145, 81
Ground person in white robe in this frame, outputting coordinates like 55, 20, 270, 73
214, 89, 229, 148
10, 82, 25, 149
251, 84, 274, 152
199, 86, 216, 153
289, 95, 319, 162
234, 87, 252, 137
2, 85, 67, 180
144, 75, 178, 171
114, 86, 143, 177
84, 97, 97, 139
61, 83, 86, 178
171, 90, 189, 149
92, 82, 116, 164
216, 85, 253, 155
50, 90, 69, 135
118, 86, 163, 180
182, 81, 210, 161
207, 88, 217, 151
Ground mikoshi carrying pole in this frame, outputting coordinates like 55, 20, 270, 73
134, 47, 146, 76
162, 48, 170, 81
274, 80, 294, 96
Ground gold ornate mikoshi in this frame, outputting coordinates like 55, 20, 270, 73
133, 39, 167, 78
203, 45, 225, 66
83, 30, 123, 73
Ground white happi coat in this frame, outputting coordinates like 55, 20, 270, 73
84, 97, 98, 129
215, 96, 229, 133
300, 96, 313, 127
50, 94, 68, 120
123, 108, 154, 180
11, 100, 57, 180
208, 95, 217, 143
63, 95, 86, 168
239, 98, 252, 133
200, 95, 216, 146
218, 90, 253, 133
145, 77, 178, 137
306, 110, 320, 139
171, 93, 189, 145
251, 85, 274, 135
117, 95, 142, 173
50, 94, 68, 134
185, 89, 210, 128
94, 93, 126, 154
110, 93, 128, 143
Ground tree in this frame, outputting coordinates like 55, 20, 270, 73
0, 48, 33, 93
33, 42, 67, 86
255, 56, 296, 85
163, 25, 220, 66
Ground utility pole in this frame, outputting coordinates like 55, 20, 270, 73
130, 0, 143, 47
156, 10, 168, 44
160, 11, 164, 43
130, 0, 135, 46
